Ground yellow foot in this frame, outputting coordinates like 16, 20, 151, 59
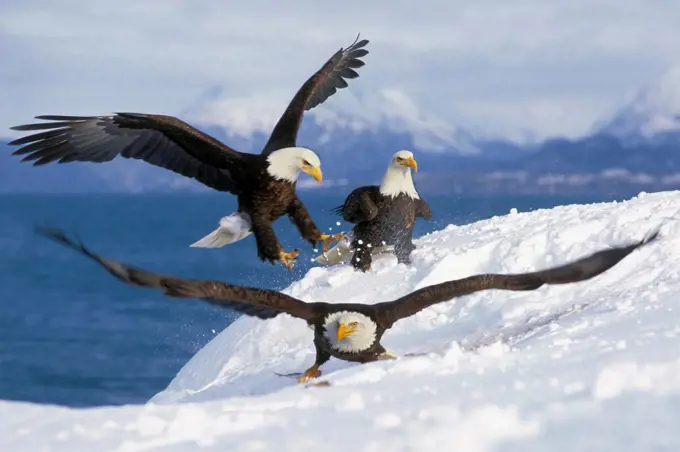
279, 249, 299, 270
320, 233, 347, 253
298, 365, 322, 383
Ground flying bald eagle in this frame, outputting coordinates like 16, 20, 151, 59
331, 150, 431, 271
36, 226, 660, 383
8, 36, 370, 270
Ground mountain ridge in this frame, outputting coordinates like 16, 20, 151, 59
2, 109, 679, 195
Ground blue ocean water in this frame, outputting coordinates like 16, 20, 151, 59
0, 191, 626, 407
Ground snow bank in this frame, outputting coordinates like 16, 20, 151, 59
3, 191, 680, 451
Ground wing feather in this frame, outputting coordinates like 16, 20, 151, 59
36, 227, 317, 321
415, 198, 432, 219
375, 230, 661, 326
9, 113, 250, 193
333, 186, 380, 223
262, 35, 369, 154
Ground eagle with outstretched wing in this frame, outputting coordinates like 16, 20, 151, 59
36, 225, 660, 383
10, 36, 370, 269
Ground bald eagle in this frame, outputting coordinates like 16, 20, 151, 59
331, 150, 431, 271
8, 36, 369, 270
37, 226, 659, 383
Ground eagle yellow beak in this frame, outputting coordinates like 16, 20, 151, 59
303, 166, 323, 183
403, 156, 418, 172
337, 323, 353, 342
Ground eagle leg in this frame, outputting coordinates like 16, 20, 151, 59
319, 232, 347, 252
351, 245, 372, 272
253, 222, 285, 264
279, 249, 299, 270
298, 363, 322, 383
394, 240, 416, 264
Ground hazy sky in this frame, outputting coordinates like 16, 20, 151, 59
2, 0, 680, 143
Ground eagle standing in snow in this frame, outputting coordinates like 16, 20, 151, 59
331, 150, 431, 271
36, 226, 659, 383
8, 36, 370, 270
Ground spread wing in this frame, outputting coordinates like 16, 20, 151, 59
375, 230, 661, 327
36, 227, 317, 321
331, 186, 380, 223
9, 113, 250, 193
262, 35, 369, 155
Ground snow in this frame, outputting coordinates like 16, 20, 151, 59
4, 191, 680, 451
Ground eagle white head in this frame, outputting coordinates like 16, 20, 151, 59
266, 147, 323, 184
323, 311, 377, 353
379, 150, 420, 199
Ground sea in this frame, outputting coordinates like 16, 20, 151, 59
0, 191, 628, 408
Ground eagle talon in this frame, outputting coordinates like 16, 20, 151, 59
320, 233, 347, 253
279, 249, 299, 270
298, 364, 322, 383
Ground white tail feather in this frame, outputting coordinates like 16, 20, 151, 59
190, 212, 253, 248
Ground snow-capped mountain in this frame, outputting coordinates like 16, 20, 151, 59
3, 70, 680, 196
180, 85, 484, 156
599, 65, 680, 144
0, 105, 529, 194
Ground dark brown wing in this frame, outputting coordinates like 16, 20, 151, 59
415, 198, 432, 219
36, 227, 317, 321
331, 186, 380, 223
262, 35, 369, 155
375, 230, 661, 327
9, 113, 251, 193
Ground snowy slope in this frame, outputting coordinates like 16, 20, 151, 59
3, 191, 680, 451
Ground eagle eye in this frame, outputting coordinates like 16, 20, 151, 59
348, 321, 359, 328
302, 159, 311, 166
